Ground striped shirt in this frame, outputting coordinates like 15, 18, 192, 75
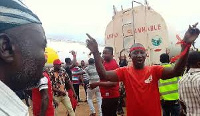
179, 68, 200, 116
0, 81, 29, 116
81, 66, 89, 81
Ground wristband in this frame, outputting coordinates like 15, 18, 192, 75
170, 35, 191, 63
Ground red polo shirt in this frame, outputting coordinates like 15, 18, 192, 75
115, 65, 164, 116
100, 59, 120, 98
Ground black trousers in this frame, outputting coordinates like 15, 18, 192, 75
73, 84, 80, 100
161, 100, 180, 116
102, 97, 119, 116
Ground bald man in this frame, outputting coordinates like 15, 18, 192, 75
0, 0, 46, 115
86, 23, 199, 116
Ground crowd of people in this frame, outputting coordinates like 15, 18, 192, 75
38, 48, 127, 116
0, 0, 200, 116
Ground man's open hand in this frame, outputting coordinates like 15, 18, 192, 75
183, 22, 200, 44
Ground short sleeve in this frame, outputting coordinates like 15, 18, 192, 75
38, 76, 48, 91
84, 67, 88, 74
115, 67, 126, 82
152, 65, 164, 81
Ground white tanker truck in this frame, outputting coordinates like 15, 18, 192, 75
105, 4, 182, 65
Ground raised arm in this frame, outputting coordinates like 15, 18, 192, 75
161, 23, 199, 79
68, 50, 77, 69
86, 33, 119, 82
119, 49, 124, 59
119, 49, 124, 64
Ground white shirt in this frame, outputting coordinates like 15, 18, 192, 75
179, 68, 200, 116
38, 76, 48, 91
0, 81, 29, 116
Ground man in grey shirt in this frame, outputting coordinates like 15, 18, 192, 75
85, 58, 102, 116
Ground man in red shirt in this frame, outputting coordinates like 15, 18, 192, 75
32, 72, 54, 116
90, 47, 119, 116
86, 24, 199, 116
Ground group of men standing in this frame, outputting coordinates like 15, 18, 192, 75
0, 0, 200, 116
34, 46, 128, 116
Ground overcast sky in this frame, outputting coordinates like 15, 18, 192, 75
24, 0, 200, 47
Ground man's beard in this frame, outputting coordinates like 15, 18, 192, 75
9, 57, 43, 91
8, 42, 43, 91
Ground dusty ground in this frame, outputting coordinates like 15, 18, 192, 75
28, 86, 126, 116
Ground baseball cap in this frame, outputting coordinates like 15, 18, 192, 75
53, 59, 63, 65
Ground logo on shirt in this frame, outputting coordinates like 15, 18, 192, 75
144, 75, 153, 83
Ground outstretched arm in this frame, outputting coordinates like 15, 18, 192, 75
161, 23, 199, 79
72, 70, 85, 75
89, 81, 118, 89
86, 33, 119, 82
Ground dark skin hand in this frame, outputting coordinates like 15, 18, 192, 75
67, 50, 77, 69
65, 79, 77, 98
53, 98, 59, 108
52, 87, 66, 96
86, 23, 199, 82
161, 23, 199, 79
179, 100, 187, 116
119, 49, 126, 59
88, 82, 118, 89
39, 89, 49, 116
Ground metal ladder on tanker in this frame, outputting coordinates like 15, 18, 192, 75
121, 1, 135, 52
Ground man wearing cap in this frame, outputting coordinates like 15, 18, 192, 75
49, 59, 75, 116
0, 0, 47, 115
86, 23, 199, 116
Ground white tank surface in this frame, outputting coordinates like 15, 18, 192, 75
105, 5, 181, 65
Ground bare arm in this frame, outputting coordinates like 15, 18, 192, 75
39, 89, 49, 116
53, 98, 58, 108
64, 73, 77, 98
119, 49, 123, 64
52, 87, 60, 93
72, 70, 85, 75
86, 34, 119, 82
161, 23, 199, 79
69, 51, 77, 69
97, 81, 118, 87
89, 81, 118, 89
69, 81, 77, 97
52, 87, 66, 96
119, 49, 123, 59
161, 45, 189, 79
